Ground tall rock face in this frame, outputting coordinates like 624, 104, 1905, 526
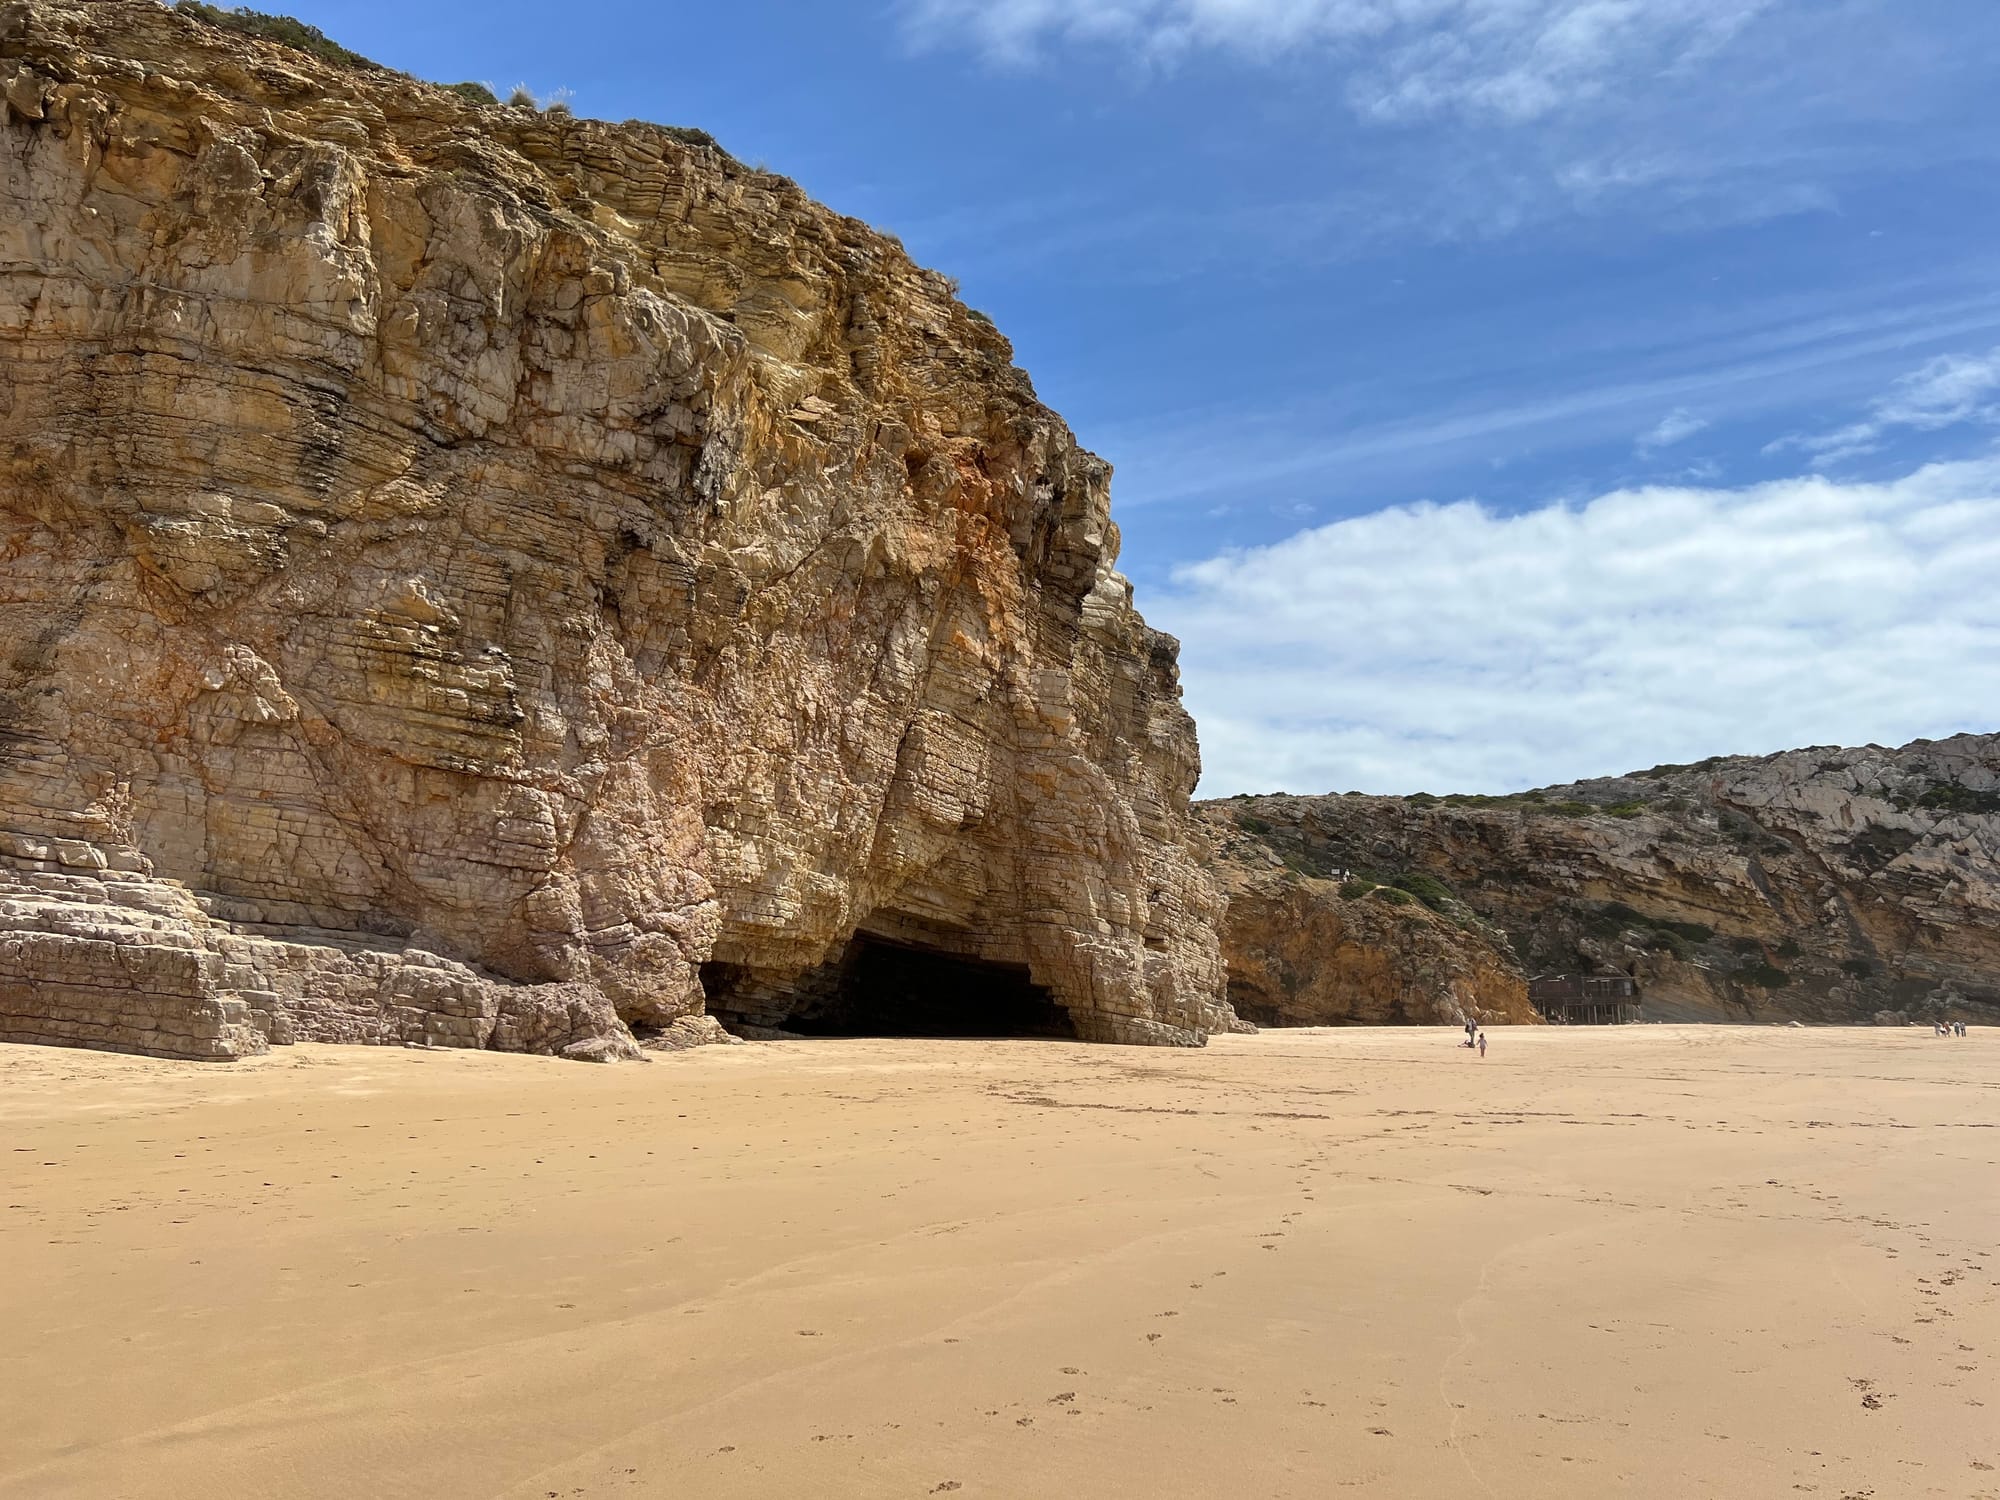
1203, 734, 2000, 1027
0, 1, 1226, 1059
1195, 806, 1537, 1028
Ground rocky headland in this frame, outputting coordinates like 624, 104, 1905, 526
0, 0, 1228, 1059
1201, 734, 2000, 1027
3, 4, 1992, 1062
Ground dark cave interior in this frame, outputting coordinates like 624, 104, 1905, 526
704, 932, 1077, 1040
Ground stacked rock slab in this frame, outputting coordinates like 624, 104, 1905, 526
0, 1, 1228, 1058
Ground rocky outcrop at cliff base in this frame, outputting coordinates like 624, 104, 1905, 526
0, 1, 1228, 1058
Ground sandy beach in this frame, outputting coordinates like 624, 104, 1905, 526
2, 1026, 1995, 1499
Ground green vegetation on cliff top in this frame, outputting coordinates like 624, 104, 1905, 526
174, 2, 383, 70
172, 3, 732, 159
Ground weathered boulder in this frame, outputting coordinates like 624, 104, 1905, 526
0, 1, 1227, 1058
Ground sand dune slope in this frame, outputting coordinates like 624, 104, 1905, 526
2, 1027, 1995, 1498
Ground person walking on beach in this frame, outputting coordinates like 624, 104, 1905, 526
1477, 1030, 1488, 1060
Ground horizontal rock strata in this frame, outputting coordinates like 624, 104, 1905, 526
0, 1, 1227, 1058
1207, 734, 2000, 1026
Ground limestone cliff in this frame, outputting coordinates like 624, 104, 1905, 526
0, 1, 1226, 1058
1196, 806, 1536, 1027
1203, 734, 2000, 1026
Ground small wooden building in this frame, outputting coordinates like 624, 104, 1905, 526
1529, 973, 1640, 1025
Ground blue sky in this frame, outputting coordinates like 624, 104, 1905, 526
290, 0, 2000, 793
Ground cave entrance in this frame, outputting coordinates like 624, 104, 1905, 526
706, 933, 1077, 1040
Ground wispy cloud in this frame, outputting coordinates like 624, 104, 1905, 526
900, 0, 1772, 125
870, 4, 2000, 289
1770, 345, 2000, 466
1102, 292, 2000, 511
1151, 457, 2000, 794
1636, 407, 1709, 454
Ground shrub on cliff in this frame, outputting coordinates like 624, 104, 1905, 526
1387, 872, 1455, 912
1637, 756, 1729, 778
446, 81, 498, 106
1658, 916, 1714, 944
1586, 903, 1714, 952
1585, 901, 1646, 939
1737, 961, 1791, 989
1645, 929, 1693, 960
1719, 808, 1788, 852
1440, 791, 1527, 808
657, 124, 729, 155
173, 2, 382, 71
1910, 782, 2000, 816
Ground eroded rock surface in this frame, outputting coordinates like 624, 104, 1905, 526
0, 1, 1226, 1058
1203, 735, 2000, 1026
1197, 809, 1536, 1027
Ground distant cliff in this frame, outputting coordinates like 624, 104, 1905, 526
1200, 734, 2000, 1026
1196, 807, 1537, 1027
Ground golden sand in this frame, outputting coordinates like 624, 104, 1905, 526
2, 1026, 1995, 1498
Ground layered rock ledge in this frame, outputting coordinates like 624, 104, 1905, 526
0, 1, 1227, 1059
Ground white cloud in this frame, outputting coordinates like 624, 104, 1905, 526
1773, 345, 2000, 465
1150, 457, 2000, 795
1636, 407, 1708, 454
1876, 348, 2000, 427
902, 0, 1772, 123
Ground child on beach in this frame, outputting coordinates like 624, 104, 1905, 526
1478, 1031, 1487, 1059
